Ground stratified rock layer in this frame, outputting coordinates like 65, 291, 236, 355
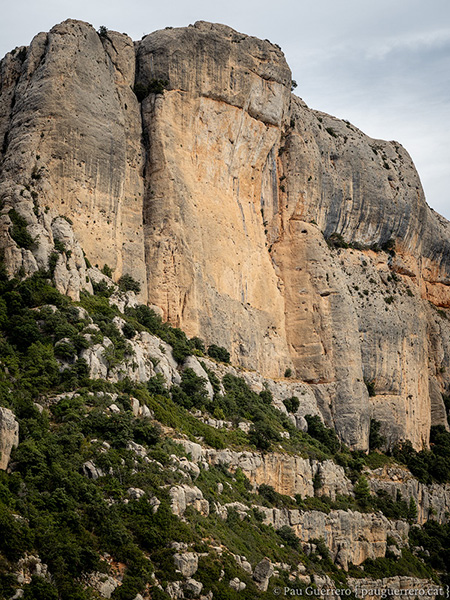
260, 507, 409, 570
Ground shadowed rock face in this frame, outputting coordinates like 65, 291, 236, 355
0, 20, 147, 298
1, 19, 449, 450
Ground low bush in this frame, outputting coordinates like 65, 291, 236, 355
207, 344, 230, 363
133, 79, 168, 101
118, 274, 141, 294
9, 209, 34, 249
283, 396, 299, 413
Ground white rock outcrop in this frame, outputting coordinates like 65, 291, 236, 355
0, 407, 19, 470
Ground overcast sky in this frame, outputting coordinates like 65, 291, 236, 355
1, 0, 449, 219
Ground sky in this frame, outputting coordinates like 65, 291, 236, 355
1, 0, 449, 219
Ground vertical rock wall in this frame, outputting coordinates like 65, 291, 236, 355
0, 20, 147, 297
1, 19, 449, 449
136, 22, 294, 377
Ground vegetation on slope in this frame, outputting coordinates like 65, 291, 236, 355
0, 258, 449, 598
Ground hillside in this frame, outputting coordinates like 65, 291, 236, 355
0, 260, 450, 598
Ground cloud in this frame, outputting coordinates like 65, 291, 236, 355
366, 28, 450, 59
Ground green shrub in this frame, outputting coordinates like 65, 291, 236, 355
283, 396, 299, 413
353, 475, 371, 506
171, 368, 210, 410
200, 362, 221, 396
0, 503, 31, 561
277, 525, 299, 549
122, 322, 136, 339
409, 520, 450, 577
249, 421, 280, 450
148, 79, 168, 94
257, 484, 294, 509
259, 388, 273, 405
54, 339, 77, 361
132, 420, 161, 447
147, 373, 170, 398
313, 470, 323, 492
54, 239, 66, 254
207, 344, 230, 363
101, 264, 113, 278
179, 368, 209, 400
9, 209, 34, 249
408, 497, 418, 523
365, 379, 376, 397
392, 430, 450, 484
381, 238, 396, 253
326, 232, 348, 249
351, 548, 432, 580
22, 576, 59, 599
133, 79, 168, 101
190, 337, 206, 354
304, 414, 340, 454
118, 274, 141, 294
369, 419, 385, 450
48, 252, 59, 276
125, 305, 192, 363
92, 280, 114, 297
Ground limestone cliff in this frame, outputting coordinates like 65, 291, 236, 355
1, 19, 449, 450
0, 20, 147, 298
260, 507, 410, 570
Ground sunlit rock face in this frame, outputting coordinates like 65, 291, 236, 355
1, 19, 449, 450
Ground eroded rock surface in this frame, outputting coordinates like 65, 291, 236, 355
260, 507, 409, 570
1, 19, 450, 450
0, 20, 147, 298
0, 407, 19, 470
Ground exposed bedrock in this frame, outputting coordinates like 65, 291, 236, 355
0, 20, 147, 297
1, 20, 449, 449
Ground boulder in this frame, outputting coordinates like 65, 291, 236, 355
253, 558, 274, 592
174, 552, 199, 577
81, 461, 104, 480
127, 487, 145, 500
184, 579, 203, 597
229, 577, 246, 591
169, 485, 209, 517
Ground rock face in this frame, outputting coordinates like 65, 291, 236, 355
369, 466, 450, 524
260, 507, 409, 570
348, 577, 442, 597
205, 448, 353, 499
169, 484, 209, 517
174, 438, 450, 528
137, 22, 293, 379
0, 407, 19, 470
252, 558, 274, 592
0, 20, 147, 298
1, 19, 450, 450
174, 552, 199, 578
